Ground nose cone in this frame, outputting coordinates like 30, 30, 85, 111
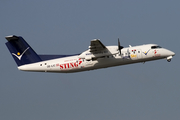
162, 49, 175, 57
169, 51, 175, 56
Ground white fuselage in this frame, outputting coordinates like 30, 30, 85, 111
18, 44, 175, 73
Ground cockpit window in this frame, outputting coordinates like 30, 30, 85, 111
151, 46, 162, 49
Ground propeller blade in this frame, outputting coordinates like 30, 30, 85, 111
118, 38, 120, 50
118, 38, 123, 55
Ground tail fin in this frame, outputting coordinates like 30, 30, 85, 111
5, 35, 42, 66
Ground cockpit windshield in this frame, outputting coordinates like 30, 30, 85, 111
151, 46, 162, 49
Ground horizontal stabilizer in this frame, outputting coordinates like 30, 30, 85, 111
5, 35, 19, 41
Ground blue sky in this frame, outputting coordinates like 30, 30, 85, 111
1, 1, 180, 120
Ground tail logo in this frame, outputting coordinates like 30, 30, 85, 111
12, 47, 30, 60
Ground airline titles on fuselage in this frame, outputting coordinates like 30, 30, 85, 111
47, 58, 83, 70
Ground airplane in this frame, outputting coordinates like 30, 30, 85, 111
5, 35, 175, 73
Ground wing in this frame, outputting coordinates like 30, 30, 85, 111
89, 39, 107, 52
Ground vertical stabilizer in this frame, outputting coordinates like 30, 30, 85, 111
5, 35, 41, 66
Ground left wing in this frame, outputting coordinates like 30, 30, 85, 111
89, 39, 107, 52
78, 39, 109, 59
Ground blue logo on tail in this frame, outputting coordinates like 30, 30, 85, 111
12, 47, 29, 60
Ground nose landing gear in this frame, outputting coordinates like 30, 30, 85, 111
167, 56, 173, 62
167, 59, 171, 62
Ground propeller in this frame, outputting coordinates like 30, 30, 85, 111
118, 38, 124, 55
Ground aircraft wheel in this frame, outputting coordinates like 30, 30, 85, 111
167, 59, 171, 62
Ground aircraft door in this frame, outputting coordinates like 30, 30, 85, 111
137, 49, 142, 59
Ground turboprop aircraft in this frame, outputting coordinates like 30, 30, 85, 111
5, 35, 175, 73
